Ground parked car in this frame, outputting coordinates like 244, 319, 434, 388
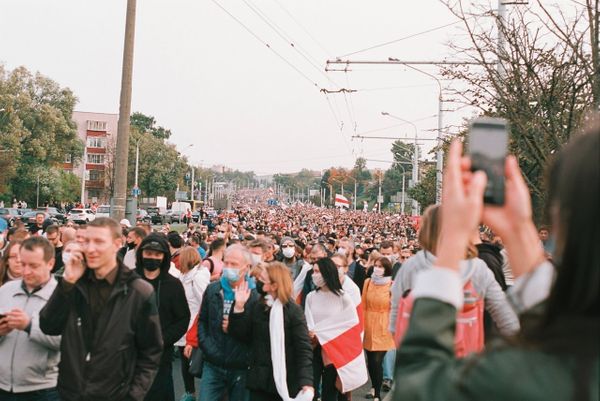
67, 208, 96, 224
21, 211, 58, 225
147, 207, 171, 225
35, 207, 67, 223
167, 209, 183, 223
136, 209, 149, 222
0, 208, 21, 227
95, 205, 111, 218
191, 211, 201, 223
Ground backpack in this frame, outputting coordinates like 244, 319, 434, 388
204, 258, 215, 274
394, 271, 484, 358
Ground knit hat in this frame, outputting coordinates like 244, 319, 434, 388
280, 236, 295, 246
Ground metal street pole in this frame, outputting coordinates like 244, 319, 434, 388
36, 174, 40, 208
80, 146, 87, 205
134, 140, 139, 196
377, 171, 382, 213
112, 0, 137, 221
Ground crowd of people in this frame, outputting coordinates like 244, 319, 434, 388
0, 117, 597, 401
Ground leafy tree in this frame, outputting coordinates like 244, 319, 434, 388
408, 167, 436, 212
130, 111, 172, 140
0, 65, 82, 204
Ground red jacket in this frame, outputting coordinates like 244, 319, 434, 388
186, 313, 199, 347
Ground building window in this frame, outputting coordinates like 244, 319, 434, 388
87, 120, 107, 131
87, 137, 105, 148
87, 154, 105, 164
64, 154, 72, 163
89, 170, 104, 181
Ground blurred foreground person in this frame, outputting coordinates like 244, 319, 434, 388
393, 120, 599, 401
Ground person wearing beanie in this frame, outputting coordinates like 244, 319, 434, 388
136, 233, 190, 401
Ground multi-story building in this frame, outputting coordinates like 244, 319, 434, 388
63, 111, 119, 204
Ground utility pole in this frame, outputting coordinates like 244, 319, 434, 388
112, 0, 137, 221
36, 174, 40, 208
134, 140, 139, 197
80, 145, 87, 205
377, 170, 382, 213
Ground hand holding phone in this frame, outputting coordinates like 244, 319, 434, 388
468, 117, 508, 205
63, 243, 86, 284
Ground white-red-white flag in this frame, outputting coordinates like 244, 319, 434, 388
334, 194, 350, 208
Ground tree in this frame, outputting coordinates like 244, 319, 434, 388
408, 167, 436, 212
441, 0, 598, 219
0, 65, 82, 204
130, 111, 172, 140
352, 157, 372, 196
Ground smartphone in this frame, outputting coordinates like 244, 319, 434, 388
468, 117, 508, 205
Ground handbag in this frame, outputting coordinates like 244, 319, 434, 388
188, 347, 204, 378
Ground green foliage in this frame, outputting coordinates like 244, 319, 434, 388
0, 65, 82, 204
131, 111, 172, 140
408, 167, 436, 211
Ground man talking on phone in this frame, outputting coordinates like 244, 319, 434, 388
39, 217, 163, 401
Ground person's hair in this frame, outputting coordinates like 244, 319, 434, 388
21, 236, 55, 262
0, 240, 23, 284
179, 246, 201, 273
331, 253, 348, 268
189, 235, 200, 246
544, 117, 599, 325
45, 224, 60, 237
248, 239, 268, 252
88, 217, 121, 240
375, 256, 393, 277
167, 232, 183, 249
128, 227, 147, 240
311, 243, 328, 256
207, 238, 226, 257
419, 205, 477, 258
250, 261, 268, 279
224, 243, 253, 266
7, 228, 28, 242
380, 240, 393, 250
316, 257, 343, 296
266, 262, 293, 304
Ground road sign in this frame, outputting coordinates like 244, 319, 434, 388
175, 191, 188, 200
131, 187, 141, 196
378, 195, 384, 203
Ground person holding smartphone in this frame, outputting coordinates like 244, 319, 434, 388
39, 217, 164, 401
393, 120, 599, 401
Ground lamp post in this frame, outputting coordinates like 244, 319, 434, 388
381, 112, 420, 215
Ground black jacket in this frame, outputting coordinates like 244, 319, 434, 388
352, 261, 368, 294
39, 262, 163, 401
198, 280, 259, 369
135, 234, 190, 366
229, 299, 313, 396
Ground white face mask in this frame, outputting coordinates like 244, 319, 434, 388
337, 247, 347, 256
373, 267, 385, 277
251, 253, 262, 265
217, 232, 225, 239
312, 272, 326, 288
282, 247, 295, 259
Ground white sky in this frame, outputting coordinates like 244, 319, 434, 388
0, 0, 573, 174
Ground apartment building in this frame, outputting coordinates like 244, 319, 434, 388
63, 111, 119, 204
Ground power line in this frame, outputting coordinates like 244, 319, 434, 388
337, 19, 464, 58
210, 0, 319, 88
271, 0, 333, 58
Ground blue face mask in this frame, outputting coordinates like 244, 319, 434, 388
222, 267, 241, 283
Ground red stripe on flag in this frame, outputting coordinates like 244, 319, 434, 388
321, 323, 363, 369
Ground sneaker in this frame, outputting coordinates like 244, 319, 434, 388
382, 379, 392, 392
179, 393, 195, 401
365, 388, 375, 399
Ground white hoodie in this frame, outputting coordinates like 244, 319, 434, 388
389, 250, 519, 337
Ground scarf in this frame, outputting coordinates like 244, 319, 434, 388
371, 275, 392, 286
270, 299, 314, 401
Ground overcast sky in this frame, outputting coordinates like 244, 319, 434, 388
0, 0, 571, 174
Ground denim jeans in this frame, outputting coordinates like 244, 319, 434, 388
0, 388, 61, 401
198, 361, 249, 401
383, 349, 396, 381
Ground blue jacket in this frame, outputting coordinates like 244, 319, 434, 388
198, 280, 258, 369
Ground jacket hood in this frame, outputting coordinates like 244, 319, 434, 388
412, 250, 476, 284
135, 233, 172, 277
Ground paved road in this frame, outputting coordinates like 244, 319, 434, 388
171, 355, 390, 400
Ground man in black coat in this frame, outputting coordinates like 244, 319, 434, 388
135, 233, 190, 401
39, 218, 163, 401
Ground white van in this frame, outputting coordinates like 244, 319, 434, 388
170, 201, 191, 223
96, 205, 111, 218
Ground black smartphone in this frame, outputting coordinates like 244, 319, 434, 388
468, 117, 508, 205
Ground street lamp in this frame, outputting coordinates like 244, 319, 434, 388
381, 112, 420, 215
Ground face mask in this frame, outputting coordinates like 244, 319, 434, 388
126, 241, 136, 250
312, 272, 326, 288
217, 232, 225, 239
142, 258, 162, 272
256, 280, 267, 296
337, 247, 347, 256
222, 267, 241, 283
373, 267, 385, 277
251, 253, 262, 265
62, 252, 72, 265
282, 247, 295, 259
